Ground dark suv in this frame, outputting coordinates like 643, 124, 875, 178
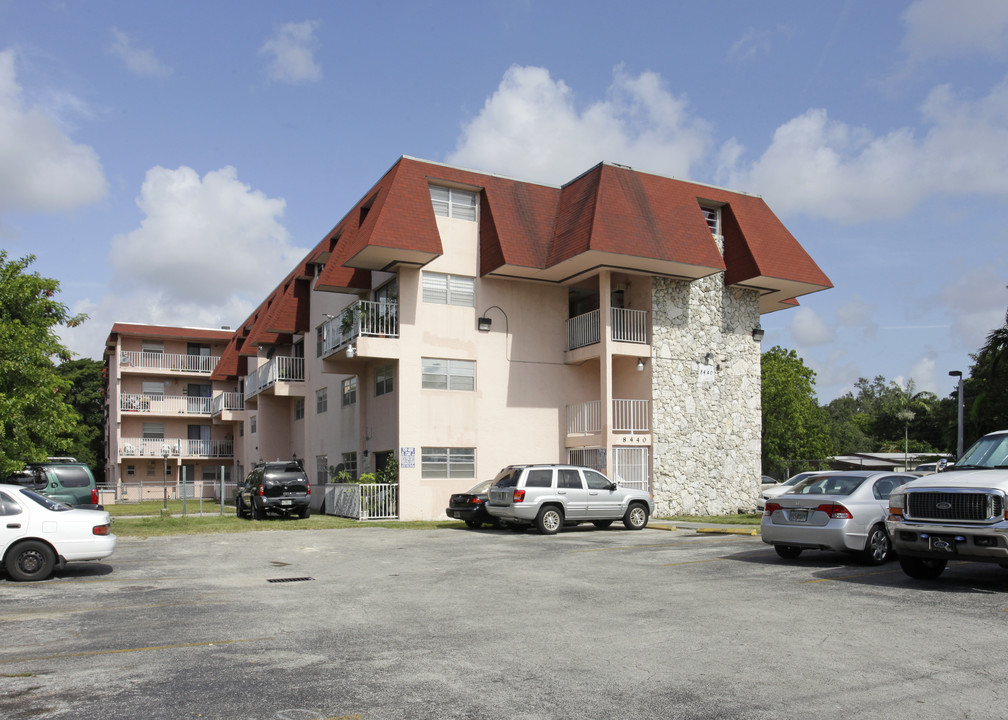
235, 461, 311, 519
4, 458, 101, 509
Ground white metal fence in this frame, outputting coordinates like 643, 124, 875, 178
120, 351, 218, 374
245, 356, 305, 400
325, 483, 398, 520
566, 399, 650, 435
211, 392, 244, 414
611, 447, 650, 491
119, 437, 234, 459
120, 393, 212, 416
320, 299, 400, 356
114, 480, 239, 511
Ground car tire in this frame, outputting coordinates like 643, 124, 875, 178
298, 506, 310, 519
862, 524, 892, 565
535, 506, 563, 535
464, 518, 480, 528
252, 500, 264, 520
6, 540, 56, 582
899, 555, 947, 580
622, 502, 649, 530
775, 545, 803, 559
592, 520, 613, 529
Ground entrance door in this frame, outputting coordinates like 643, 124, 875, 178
181, 464, 196, 498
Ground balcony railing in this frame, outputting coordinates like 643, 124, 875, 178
118, 437, 234, 459
321, 299, 399, 356
120, 393, 211, 416
211, 392, 245, 414
566, 399, 651, 435
244, 356, 305, 400
119, 351, 219, 374
567, 308, 648, 350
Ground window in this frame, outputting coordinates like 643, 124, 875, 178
422, 358, 475, 391
142, 340, 164, 354
375, 364, 394, 396
202, 465, 232, 481
429, 185, 477, 221
583, 469, 613, 490
525, 469, 553, 488
700, 205, 720, 236
239, 422, 244, 437
316, 387, 328, 413
142, 422, 164, 439
142, 381, 164, 396
295, 397, 304, 420
126, 465, 135, 476
422, 272, 475, 307
421, 447, 475, 479
342, 452, 357, 477
250, 415, 257, 434
316, 325, 326, 357
558, 469, 583, 489
316, 455, 328, 484
342, 377, 357, 406
188, 343, 210, 357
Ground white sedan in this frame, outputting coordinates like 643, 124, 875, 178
1, 484, 117, 581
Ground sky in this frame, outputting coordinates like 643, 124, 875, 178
2, 0, 1007, 403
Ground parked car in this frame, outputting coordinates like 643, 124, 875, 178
761, 470, 917, 564
485, 464, 653, 535
235, 461, 311, 519
3, 458, 101, 510
0, 484, 116, 581
446, 479, 501, 528
756, 470, 831, 512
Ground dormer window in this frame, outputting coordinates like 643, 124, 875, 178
430, 185, 477, 221
700, 205, 720, 237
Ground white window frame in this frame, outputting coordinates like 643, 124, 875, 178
700, 205, 721, 237
142, 422, 164, 439
316, 455, 328, 484
375, 364, 394, 397
142, 381, 165, 396
316, 387, 328, 414
429, 184, 477, 221
142, 340, 164, 354
342, 452, 357, 477
422, 358, 475, 391
342, 377, 357, 406
422, 272, 475, 307
421, 447, 476, 479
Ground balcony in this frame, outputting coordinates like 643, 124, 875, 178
567, 308, 648, 351
118, 437, 234, 459
120, 393, 211, 416
244, 356, 305, 402
320, 299, 399, 356
211, 392, 245, 414
119, 351, 219, 374
566, 399, 651, 436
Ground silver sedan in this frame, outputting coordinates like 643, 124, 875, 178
761, 471, 918, 564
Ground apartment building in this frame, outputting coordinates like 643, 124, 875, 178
104, 324, 237, 496
107, 156, 831, 520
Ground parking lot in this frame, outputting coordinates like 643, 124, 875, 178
3, 522, 1008, 719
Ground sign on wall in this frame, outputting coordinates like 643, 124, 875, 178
400, 447, 415, 469
698, 364, 716, 384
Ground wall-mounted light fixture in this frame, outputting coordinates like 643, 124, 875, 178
636, 358, 645, 372
346, 345, 356, 358
752, 325, 765, 341
477, 316, 492, 332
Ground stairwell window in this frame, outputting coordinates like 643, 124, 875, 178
429, 185, 477, 221
422, 358, 475, 391
342, 377, 357, 406
316, 387, 328, 414
422, 272, 474, 307
375, 364, 394, 397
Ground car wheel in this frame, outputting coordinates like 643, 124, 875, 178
899, 555, 947, 580
535, 506, 563, 535
6, 540, 56, 582
298, 506, 310, 519
775, 545, 803, 559
464, 518, 480, 528
252, 500, 264, 520
862, 524, 892, 565
622, 502, 649, 530
592, 520, 613, 529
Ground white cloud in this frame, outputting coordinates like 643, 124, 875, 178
901, 0, 1008, 63
718, 77, 1008, 222
109, 165, 307, 304
727, 24, 794, 63
938, 268, 1008, 349
0, 49, 107, 217
790, 306, 834, 346
447, 65, 712, 185
903, 355, 939, 396
108, 28, 172, 77
260, 20, 322, 84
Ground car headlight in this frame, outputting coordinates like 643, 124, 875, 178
888, 491, 906, 517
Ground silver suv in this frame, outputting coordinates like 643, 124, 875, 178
485, 464, 653, 535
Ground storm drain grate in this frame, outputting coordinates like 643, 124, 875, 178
266, 577, 315, 583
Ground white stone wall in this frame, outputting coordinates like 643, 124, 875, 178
650, 273, 762, 515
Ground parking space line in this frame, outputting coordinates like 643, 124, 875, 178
800, 569, 903, 584
571, 536, 759, 553
0, 637, 273, 665
661, 557, 727, 567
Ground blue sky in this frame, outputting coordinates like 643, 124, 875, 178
2, 0, 1007, 403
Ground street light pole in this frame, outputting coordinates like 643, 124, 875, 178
949, 370, 964, 459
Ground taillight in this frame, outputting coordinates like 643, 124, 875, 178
513, 489, 526, 503
90, 488, 99, 505
815, 503, 852, 519
470, 497, 483, 505
306, 482, 311, 496
764, 502, 781, 516
258, 487, 264, 496
93, 524, 110, 536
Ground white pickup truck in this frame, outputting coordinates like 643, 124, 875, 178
887, 430, 1008, 579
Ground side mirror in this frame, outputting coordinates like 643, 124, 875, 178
937, 458, 948, 473
609, 482, 618, 491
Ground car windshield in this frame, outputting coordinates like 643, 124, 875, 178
466, 479, 494, 494
493, 468, 521, 487
784, 472, 818, 486
788, 474, 868, 496
956, 434, 1008, 469
18, 488, 71, 511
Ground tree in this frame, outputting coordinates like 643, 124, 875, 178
55, 358, 105, 479
0, 252, 87, 475
966, 308, 1008, 441
761, 346, 832, 477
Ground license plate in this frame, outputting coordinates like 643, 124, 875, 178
281, 500, 292, 506
789, 509, 808, 523
929, 535, 956, 553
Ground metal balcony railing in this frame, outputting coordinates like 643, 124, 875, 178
120, 393, 211, 416
566, 399, 651, 435
118, 437, 234, 459
567, 308, 648, 350
320, 299, 399, 356
211, 392, 244, 414
244, 356, 305, 400
119, 351, 219, 374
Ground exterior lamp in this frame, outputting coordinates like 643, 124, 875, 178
477, 316, 492, 332
636, 358, 645, 372
949, 370, 964, 460
752, 326, 765, 341
346, 345, 355, 358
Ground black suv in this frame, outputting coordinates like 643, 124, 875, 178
235, 461, 311, 519
3, 458, 101, 509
